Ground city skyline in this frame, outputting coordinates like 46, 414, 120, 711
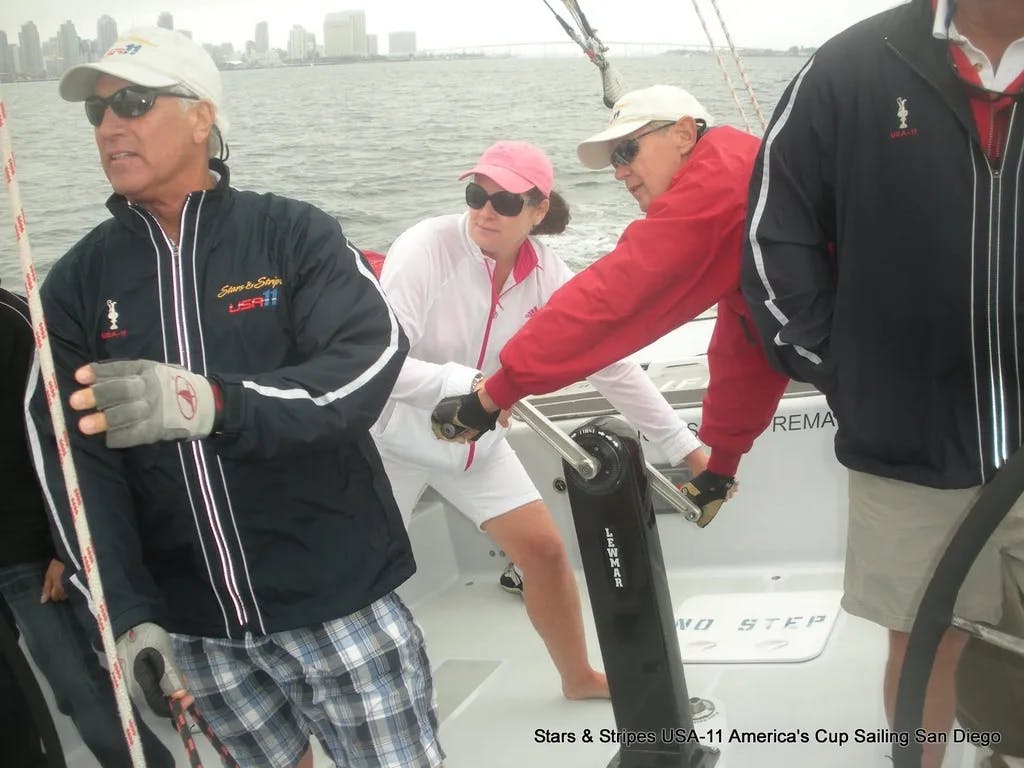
0, 0, 902, 56
1, 7, 432, 58
1, 11, 421, 80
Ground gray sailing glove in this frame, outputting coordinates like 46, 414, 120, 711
90, 360, 216, 448
116, 622, 186, 717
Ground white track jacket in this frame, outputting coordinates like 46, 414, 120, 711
371, 213, 701, 471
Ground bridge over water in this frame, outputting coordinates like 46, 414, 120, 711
417, 40, 719, 58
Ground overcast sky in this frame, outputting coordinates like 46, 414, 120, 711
2, 0, 905, 54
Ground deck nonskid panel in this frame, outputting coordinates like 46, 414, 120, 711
395, 356, 984, 768
50, 342, 992, 766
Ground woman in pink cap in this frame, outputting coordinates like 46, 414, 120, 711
371, 140, 706, 700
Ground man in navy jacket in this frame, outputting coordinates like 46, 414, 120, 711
30, 27, 442, 768
743, 1, 1024, 765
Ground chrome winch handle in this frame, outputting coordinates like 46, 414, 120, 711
511, 399, 704, 524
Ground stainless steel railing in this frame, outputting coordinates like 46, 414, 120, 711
952, 616, 1024, 657
511, 399, 704, 523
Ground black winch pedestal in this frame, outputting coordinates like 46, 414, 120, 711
564, 417, 719, 768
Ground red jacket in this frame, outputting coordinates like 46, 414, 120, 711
486, 126, 789, 476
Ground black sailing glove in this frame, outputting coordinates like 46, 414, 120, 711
679, 470, 736, 528
431, 391, 499, 442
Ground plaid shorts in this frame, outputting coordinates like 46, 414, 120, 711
172, 592, 444, 768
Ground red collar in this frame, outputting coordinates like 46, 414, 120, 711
511, 238, 539, 284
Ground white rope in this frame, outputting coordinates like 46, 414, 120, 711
708, 0, 767, 131
0, 91, 148, 767
689, 0, 753, 133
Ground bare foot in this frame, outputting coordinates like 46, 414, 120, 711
562, 670, 610, 700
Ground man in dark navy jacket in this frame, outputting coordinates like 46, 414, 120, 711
743, 1, 1024, 766
29, 27, 442, 768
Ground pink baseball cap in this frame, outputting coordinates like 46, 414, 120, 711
459, 141, 554, 197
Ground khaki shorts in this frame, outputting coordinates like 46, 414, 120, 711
843, 470, 1024, 632
955, 554, 1024, 756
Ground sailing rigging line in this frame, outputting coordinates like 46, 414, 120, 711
544, 0, 764, 132
543, 0, 588, 52
706, 0, 767, 131
543, 0, 625, 106
0, 92, 148, 767
689, 0, 754, 133
170, 697, 241, 768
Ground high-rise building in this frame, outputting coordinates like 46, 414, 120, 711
255, 21, 269, 54
58, 20, 81, 72
388, 31, 417, 57
10, 44, 21, 75
80, 38, 101, 62
323, 11, 367, 57
97, 15, 118, 53
0, 32, 12, 78
178, 30, 193, 40
18, 22, 44, 78
158, 12, 174, 31
366, 34, 378, 56
288, 25, 313, 60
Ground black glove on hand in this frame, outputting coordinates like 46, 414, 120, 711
679, 470, 736, 528
431, 391, 499, 442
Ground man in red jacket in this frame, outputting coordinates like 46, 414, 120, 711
432, 84, 788, 523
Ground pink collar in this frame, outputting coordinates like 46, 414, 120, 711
512, 238, 540, 283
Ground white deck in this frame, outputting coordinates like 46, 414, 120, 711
49, 565, 989, 768
44, 331, 997, 767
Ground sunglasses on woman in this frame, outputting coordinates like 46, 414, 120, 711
84, 86, 200, 127
465, 182, 530, 217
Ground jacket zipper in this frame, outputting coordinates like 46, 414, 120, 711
465, 262, 504, 470
988, 102, 997, 163
991, 166, 1006, 465
129, 200, 251, 633
885, 41, 1020, 478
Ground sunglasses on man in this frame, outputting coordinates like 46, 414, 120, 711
84, 86, 200, 127
609, 119, 708, 168
465, 182, 532, 217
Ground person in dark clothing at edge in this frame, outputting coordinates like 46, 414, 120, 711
430, 84, 789, 526
1, 284, 175, 767
741, 1, 1024, 766
0, 596, 46, 768
28, 27, 442, 768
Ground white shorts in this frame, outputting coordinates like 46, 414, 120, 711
380, 439, 542, 529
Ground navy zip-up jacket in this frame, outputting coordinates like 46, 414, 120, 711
742, 0, 1024, 489
28, 161, 414, 639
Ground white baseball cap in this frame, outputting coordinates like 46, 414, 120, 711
577, 84, 714, 169
59, 27, 228, 154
